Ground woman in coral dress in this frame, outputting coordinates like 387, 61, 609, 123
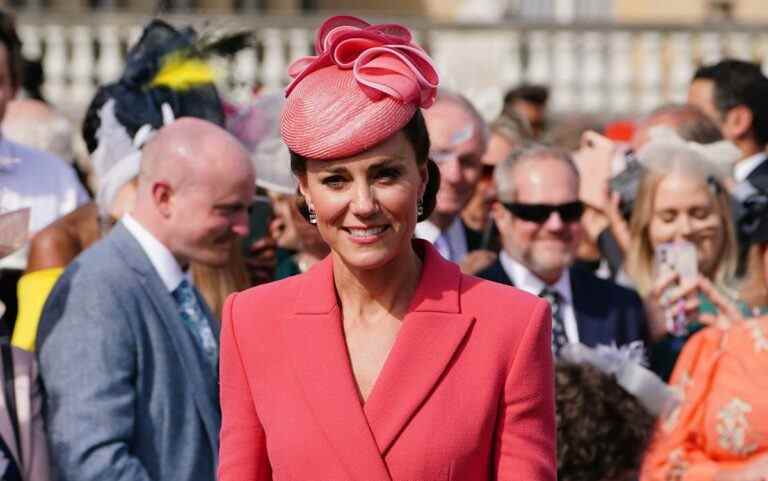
641, 175, 768, 481
218, 15, 556, 481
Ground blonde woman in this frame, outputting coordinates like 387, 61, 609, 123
624, 138, 740, 380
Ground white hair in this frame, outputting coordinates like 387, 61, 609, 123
494, 143, 579, 202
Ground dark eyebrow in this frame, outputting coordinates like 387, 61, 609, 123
214, 201, 248, 210
320, 166, 349, 175
369, 158, 406, 171
319, 156, 407, 175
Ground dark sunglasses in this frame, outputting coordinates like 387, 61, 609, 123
502, 201, 584, 223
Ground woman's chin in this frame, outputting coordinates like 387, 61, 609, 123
333, 241, 404, 272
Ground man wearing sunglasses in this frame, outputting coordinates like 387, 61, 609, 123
477, 145, 649, 355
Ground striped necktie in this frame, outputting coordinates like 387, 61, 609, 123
539, 287, 568, 356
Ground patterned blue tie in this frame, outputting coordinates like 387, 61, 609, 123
539, 287, 568, 356
172, 279, 218, 369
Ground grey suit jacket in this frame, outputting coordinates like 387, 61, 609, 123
36, 223, 220, 481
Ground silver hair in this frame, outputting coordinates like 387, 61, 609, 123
636, 138, 730, 182
494, 143, 580, 202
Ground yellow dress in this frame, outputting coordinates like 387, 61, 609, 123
12, 268, 64, 351
641, 316, 768, 481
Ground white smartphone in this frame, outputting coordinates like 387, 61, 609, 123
654, 240, 698, 336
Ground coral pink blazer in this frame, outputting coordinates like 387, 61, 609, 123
219, 241, 556, 481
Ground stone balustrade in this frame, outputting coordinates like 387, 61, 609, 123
14, 12, 768, 120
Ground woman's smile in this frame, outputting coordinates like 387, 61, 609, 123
344, 225, 390, 242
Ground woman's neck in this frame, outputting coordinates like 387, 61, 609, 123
332, 244, 422, 326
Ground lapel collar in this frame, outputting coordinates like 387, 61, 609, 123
284, 255, 392, 481
110, 224, 221, 451
364, 241, 474, 455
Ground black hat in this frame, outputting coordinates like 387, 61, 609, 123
82, 19, 251, 153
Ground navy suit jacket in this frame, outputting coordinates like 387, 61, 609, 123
746, 155, 768, 181
476, 260, 649, 347
36, 223, 220, 481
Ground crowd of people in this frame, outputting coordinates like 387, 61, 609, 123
0, 8, 767, 481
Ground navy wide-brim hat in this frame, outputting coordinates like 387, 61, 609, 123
82, 19, 251, 153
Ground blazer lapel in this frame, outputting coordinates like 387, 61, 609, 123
283, 255, 391, 481
111, 224, 221, 451
364, 242, 474, 455
569, 268, 600, 346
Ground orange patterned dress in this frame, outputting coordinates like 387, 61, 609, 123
641, 316, 768, 481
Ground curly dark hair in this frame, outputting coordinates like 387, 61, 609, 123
556, 362, 655, 481
0, 9, 22, 88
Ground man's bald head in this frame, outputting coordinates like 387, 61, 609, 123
422, 89, 489, 225
139, 117, 252, 190
133, 117, 255, 267
424, 89, 489, 147
631, 103, 722, 150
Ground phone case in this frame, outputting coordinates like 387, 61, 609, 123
654, 241, 698, 336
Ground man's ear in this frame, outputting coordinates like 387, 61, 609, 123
151, 181, 174, 218
490, 201, 510, 224
723, 105, 754, 140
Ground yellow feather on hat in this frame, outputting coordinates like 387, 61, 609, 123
149, 52, 216, 91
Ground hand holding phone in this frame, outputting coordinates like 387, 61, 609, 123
654, 241, 698, 336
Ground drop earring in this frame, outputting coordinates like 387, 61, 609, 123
416, 198, 424, 217
308, 206, 317, 224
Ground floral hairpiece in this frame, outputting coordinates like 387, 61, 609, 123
285, 15, 438, 108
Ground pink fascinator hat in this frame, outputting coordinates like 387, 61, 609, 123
280, 15, 439, 160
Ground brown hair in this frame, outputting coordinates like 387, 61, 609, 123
556, 362, 654, 481
0, 10, 22, 88
191, 244, 250, 318
289, 109, 440, 223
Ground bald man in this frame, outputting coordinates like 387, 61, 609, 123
36, 118, 255, 481
416, 90, 489, 264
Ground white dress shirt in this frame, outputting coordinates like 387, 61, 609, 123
121, 214, 185, 293
734, 152, 767, 183
499, 250, 580, 344
0, 137, 90, 270
415, 217, 468, 262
